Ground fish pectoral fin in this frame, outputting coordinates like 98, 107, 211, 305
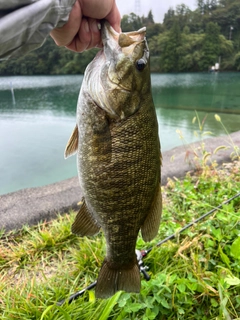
64, 125, 78, 159
141, 184, 162, 242
95, 260, 141, 299
71, 199, 100, 236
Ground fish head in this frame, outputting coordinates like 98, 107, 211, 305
85, 21, 151, 120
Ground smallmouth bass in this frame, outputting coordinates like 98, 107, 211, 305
65, 21, 162, 299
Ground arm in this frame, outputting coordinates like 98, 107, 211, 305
0, 0, 76, 60
0, 0, 121, 60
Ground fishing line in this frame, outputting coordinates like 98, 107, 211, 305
57, 192, 240, 305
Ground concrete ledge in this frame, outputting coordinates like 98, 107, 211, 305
1, 177, 82, 231
1, 131, 239, 232
161, 131, 240, 184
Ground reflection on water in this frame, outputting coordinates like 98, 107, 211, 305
0, 74, 239, 195
0, 75, 82, 116
151, 72, 240, 114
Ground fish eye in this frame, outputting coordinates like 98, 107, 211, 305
136, 59, 146, 71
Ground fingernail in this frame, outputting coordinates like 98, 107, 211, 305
92, 21, 100, 33
84, 20, 89, 33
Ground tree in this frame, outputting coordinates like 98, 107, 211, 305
160, 21, 182, 72
121, 13, 143, 32
234, 52, 240, 70
205, 0, 211, 14
148, 10, 154, 23
163, 7, 175, 30
1, 3, 240, 75
198, 0, 205, 14
146, 23, 164, 39
143, 10, 154, 25
210, 0, 218, 10
175, 4, 192, 30
200, 22, 221, 70
210, 1, 240, 39
177, 32, 205, 71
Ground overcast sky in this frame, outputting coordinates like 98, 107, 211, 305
116, 0, 197, 23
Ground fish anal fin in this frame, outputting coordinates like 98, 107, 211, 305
64, 125, 78, 159
95, 260, 141, 299
141, 184, 162, 242
71, 199, 100, 236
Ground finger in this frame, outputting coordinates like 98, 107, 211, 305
87, 18, 102, 49
50, 1, 82, 46
66, 18, 90, 52
105, 2, 121, 33
66, 18, 101, 52
79, 0, 121, 32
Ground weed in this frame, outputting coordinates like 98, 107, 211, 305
1, 114, 239, 319
0, 158, 239, 319
177, 112, 239, 172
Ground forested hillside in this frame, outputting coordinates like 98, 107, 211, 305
0, 0, 239, 75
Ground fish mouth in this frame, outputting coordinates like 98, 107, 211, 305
101, 20, 147, 92
98, 21, 148, 119
101, 20, 119, 45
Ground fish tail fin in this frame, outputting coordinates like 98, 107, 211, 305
95, 260, 141, 299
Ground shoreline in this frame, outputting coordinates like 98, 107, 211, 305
1, 131, 239, 232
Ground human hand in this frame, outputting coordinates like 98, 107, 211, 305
50, 0, 121, 52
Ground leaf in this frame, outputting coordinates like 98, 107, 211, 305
231, 237, 240, 260
118, 293, 130, 308
218, 245, 230, 267
160, 298, 171, 309
125, 303, 143, 313
168, 274, 177, 284
98, 291, 122, 320
88, 290, 96, 303
224, 275, 240, 286
210, 298, 219, 307
178, 283, 186, 293
56, 306, 72, 320
212, 227, 222, 241
178, 307, 185, 315
40, 304, 55, 320
186, 282, 198, 291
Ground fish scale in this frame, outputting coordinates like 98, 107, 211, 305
65, 21, 162, 298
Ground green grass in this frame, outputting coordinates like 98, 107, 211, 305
0, 159, 240, 320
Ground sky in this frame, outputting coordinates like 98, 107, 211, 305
116, 0, 197, 23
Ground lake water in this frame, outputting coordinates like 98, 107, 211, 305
0, 73, 240, 195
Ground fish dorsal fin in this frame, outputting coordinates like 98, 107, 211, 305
71, 198, 100, 236
141, 184, 162, 242
64, 125, 78, 159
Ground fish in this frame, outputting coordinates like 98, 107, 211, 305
65, 20, 162, 299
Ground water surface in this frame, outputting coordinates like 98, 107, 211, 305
0, 73, 239, 195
